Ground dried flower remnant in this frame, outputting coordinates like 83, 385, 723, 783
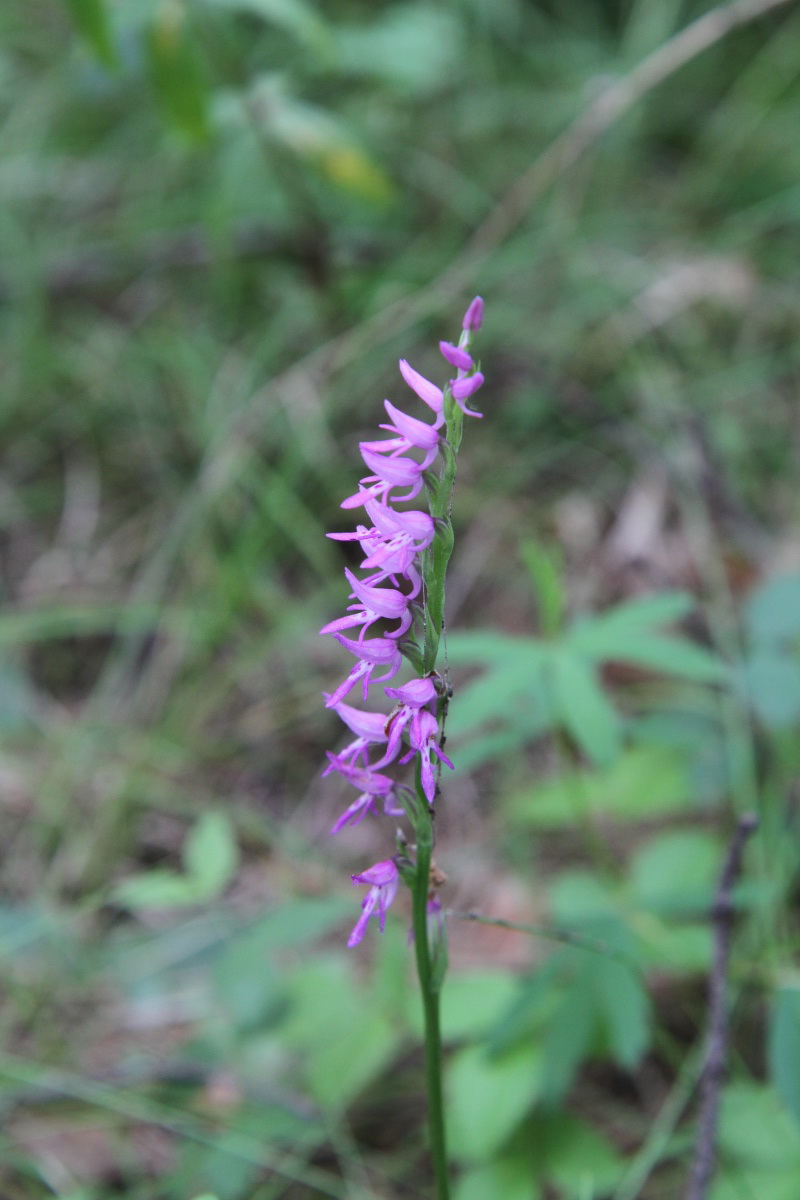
321, 298, 485, 945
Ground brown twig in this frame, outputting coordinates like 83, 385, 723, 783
684, 812, 758, 1200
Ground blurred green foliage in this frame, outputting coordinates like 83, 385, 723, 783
1, 0, 800, 1196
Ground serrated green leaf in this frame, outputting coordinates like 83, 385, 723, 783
551, 648, 622, 765
769, 987, 800, 1125
183, 811, 238, 898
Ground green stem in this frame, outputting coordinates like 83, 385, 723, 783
411, 798, 451, 1200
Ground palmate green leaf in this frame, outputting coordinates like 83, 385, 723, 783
551, 647, 622, 765
573, 591, 695, 632
445, 630, 545, 666
569, 625, 726, 682
446, 642, 550, 738
768, 987, 800, 1125
508, 744, 690, 828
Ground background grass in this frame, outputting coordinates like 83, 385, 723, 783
1, 0, 800, 1197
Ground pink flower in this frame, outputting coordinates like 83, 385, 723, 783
319, 569, 412, 641
398, 359, 445, 416
462, 295, 484, 331
348, 859, 400, 947
439, 341, 473, 371
326, 762, 403, 834
378, 677, 438, 764
400, 709, 454, 804
325, 634, 402, 707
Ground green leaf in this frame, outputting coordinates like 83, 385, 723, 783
448, 1042, 542, 1163
575, 591, 695, 632
629, 831, 722, 918
740, 652, 800, 727
112, 870, 203, 910
183, 811, 239, 898
521, 540, 563, 636
769, 987, 800, 1124
200, 0, 330, 52
717, 1082, 800, 1169
530, 1113, 624, 1194
551, 648, 622, 765
65, 0, 116, 66
283, 956, 401, 1109
456, 1154, 541, 1200
593, 949, 650, 1068
569, 624, 726, 681
146, 8, 209, 140
333, 5, 464, 96
508, 745, 690, 828
745, 574, 800, 646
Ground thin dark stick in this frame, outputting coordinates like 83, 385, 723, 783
684, 813, 758, 1200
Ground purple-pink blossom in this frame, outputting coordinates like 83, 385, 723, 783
348, 859, 400, 947
322, 297, 485, 944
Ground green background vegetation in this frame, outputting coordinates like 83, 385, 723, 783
2, 0, 800, 1197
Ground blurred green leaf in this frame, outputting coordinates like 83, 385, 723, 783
629, 831, 722, 918
521, 540, 564, 636
745, 574, 800, 646
201, 0, 330, 52
717, 1081, 800, 1169
333, 5, 464, 95
530, 1112, 624, 1194
740, 651, 800, 728
146, 5, 209, 140
551, 647, 622, 765
508, 745, 690, 827
456, 1153, 540, 1200
769, 986, 800, 1125
283, 956, 402, 1109
64, 0, 116, 66
569, 623, 726, 681
113, 869, 203, 910
183, 811, 239, 897
448, 1042, 542, 1163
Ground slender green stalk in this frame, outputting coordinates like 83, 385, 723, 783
411, 800, 450, 1200
410, 313, 480, 1200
